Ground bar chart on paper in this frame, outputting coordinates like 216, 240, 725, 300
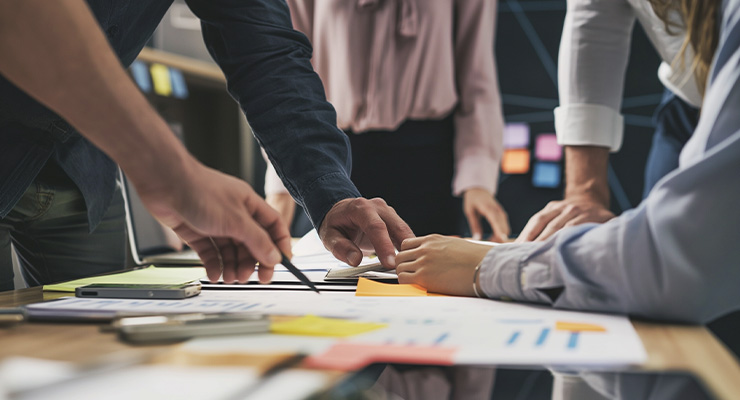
452, 315, 643, 367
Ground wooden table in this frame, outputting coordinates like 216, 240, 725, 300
2, 287, 739, 399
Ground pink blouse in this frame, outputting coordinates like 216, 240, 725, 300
265, 0, 504, 197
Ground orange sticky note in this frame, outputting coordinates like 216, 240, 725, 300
502, 149, 531, 174
355, 278, 427, 297
555, 321, 607, 332
305, 343, 457, 371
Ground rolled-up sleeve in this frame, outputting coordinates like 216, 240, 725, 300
482, 4, 740, 323
185, 0, 360, 228
554, 0, 636, 152
451, 0, 504, 196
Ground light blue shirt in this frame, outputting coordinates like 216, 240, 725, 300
481, 0, 740, 326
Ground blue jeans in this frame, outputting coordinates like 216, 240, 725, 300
642, 90, 699, 197
0, 161, 126, 291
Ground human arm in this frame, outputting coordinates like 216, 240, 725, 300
452, 0, 509, 241
518, 0, 636, 242
185, 0, 413, 268
0, 0, 291, 283
516, 146, 615, 242
398, 12, 740, 322
399, 135, 740, 322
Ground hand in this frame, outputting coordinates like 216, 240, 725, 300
516, 196, 615, 242
318, 197, 415, 269
463, 188, 510, 242
135, 160, 292, 284
266, 193, 297, 227
396, 235, 492, 296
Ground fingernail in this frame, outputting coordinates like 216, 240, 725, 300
386, 255, 396, 268
472, 233, 482, 240
269, 249, 281, 264
348, 250, 362, 266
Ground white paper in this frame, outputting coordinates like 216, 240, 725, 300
28, 291, 648, 368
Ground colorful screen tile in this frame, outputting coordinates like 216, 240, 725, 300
535, 134, 562, 162
503, 123, 530, 149
502, 149, 531, 174
532, 162, 561, 188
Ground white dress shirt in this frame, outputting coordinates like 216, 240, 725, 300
482, 0, 740, 325
555, 0, 703, 152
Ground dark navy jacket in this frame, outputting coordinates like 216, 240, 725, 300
0, 0, 359, 231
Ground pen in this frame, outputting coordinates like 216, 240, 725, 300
280, 252, 321, 294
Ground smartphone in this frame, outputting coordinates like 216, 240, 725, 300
75, 283, 201, 299
113, 313, 270, 343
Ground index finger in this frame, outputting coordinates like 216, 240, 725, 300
248, 196, 293, 259
374, 199, 415, 248
516, 208, 561, 243
351, 208, 397, 268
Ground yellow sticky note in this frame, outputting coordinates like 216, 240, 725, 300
270, 315, 386, 337
555, 321, 607, 332
150, 63, 172, 96
355, 278, 427, 297
43, 266, 206, 292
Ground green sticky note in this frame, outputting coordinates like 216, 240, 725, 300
43, 266, 206, 292
271, 315, 387, 337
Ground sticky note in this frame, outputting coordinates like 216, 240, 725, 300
305, 343, 457, 371
355, 278, 427, 297
43, 266, 205, 292
532, 162, 561, 188
535, 134, 562, 161
130, 61, 152, 93
501, 149, 530, 174
270, 315, 386, 337
169, 68, 189, 99
555, 321, 607, 332
503, 123, 530, 149
150, 63, 172, 96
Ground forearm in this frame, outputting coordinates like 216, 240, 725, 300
452, 0, 503, 196
563, 146, 610, 207
0, 0, 193, 190
482, 136, 740, 323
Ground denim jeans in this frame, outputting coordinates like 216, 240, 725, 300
0, 161, 126, 291
642, 90, 699, 197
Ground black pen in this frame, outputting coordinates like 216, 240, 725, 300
280, 252, 321, 294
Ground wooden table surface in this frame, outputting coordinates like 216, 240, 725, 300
2, 287, 739, 399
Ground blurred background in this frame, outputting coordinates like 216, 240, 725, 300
141, 0, 664, 236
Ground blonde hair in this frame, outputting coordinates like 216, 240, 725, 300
648, 0, 720, 97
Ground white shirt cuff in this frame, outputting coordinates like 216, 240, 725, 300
554, 104, 624, 152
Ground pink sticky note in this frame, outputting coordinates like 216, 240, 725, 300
305, 343, 457, 371
535, 134, 562, 161
504, 123, 530, 149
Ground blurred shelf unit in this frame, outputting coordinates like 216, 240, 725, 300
133, 47, 265, 195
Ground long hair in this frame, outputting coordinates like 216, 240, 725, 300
648, 0, 720, 98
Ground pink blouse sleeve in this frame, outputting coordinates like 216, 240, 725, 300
452, 0, 504, 196
263, 150, 290, 196
285, 0, 315, 39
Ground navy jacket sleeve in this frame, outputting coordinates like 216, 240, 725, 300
185, 0, 361, 228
